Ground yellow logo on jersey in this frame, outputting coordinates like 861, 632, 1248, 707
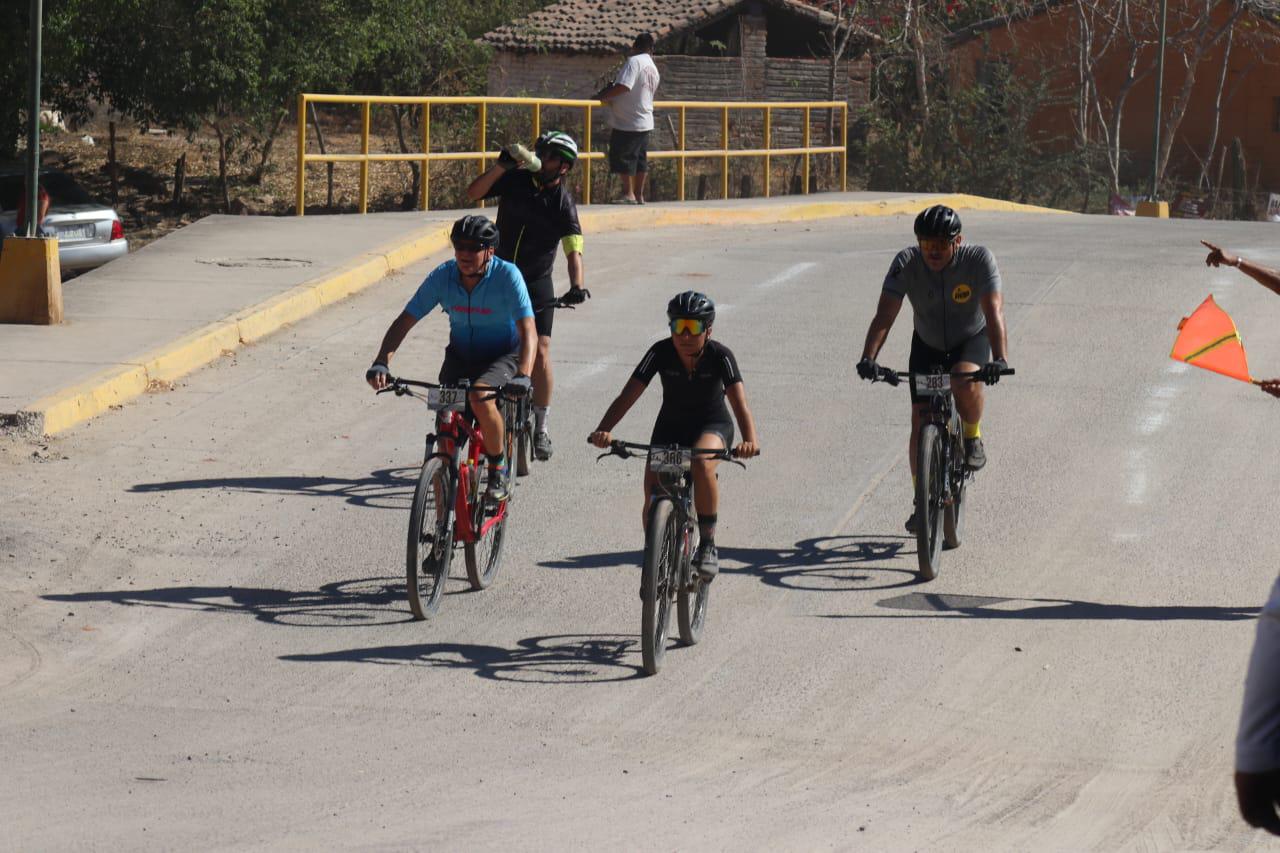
952, 284, 973, 304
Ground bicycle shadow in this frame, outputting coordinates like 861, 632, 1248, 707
540, 535, 924, 592
280, 633, 644, 683
819, 591, 1261, 622
127, 466, 417, 510
43, 577, 417, 627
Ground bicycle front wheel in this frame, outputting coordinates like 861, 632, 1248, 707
677, 525, 709, 646
515, 403, 533, 478
407, 458, 454, 619
943, 431, 966, 550
465, 463, 508, 590
914, 424, 945, 581
641, 498, 678, 675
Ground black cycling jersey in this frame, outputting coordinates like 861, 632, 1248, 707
486, 170, 582, 284
632, 338, 743, 426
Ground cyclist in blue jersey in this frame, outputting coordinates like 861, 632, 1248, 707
367, 215, 535, 501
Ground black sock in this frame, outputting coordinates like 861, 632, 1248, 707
698, 514, 717, 545
487, 453, 504, 469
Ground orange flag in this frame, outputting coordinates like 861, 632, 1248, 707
1171, 295, 1253, 383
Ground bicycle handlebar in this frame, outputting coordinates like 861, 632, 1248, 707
590, 438, 749, 468
871, 365, 1015, 387
375, 376, 519, 402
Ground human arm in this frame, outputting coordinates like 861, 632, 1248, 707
367, 311, 420, 389
595, 82, 630, 103
859, 292, 903, 365
466, 164, 507, 202
725, 382, 759, 457
1202, 241, 1280, 297
566, 251, 585, 291
516, 316, 537, 377
589, 377, 648, 447
981, 290, 1008, 362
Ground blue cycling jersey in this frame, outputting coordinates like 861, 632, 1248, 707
405, 257, 534, 363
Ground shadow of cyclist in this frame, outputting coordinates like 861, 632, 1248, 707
127, 466, 417, 510
280, 634, 644, 683
819, 591, 1260, 622
539, 535, 924, 592
43, 577, 415, 627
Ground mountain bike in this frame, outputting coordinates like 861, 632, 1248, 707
514, 293, 587, 477
379, 377, 523, 618
872, 364, 1013, 581
595, 439, 746, 675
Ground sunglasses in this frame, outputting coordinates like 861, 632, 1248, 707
453, 241, 487, 254
918, 238, 955, 253
670, 317, 707, 336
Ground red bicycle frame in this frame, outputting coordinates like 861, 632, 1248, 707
432, 410, 508, 544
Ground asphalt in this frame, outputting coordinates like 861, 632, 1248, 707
0, 191, 1062, 438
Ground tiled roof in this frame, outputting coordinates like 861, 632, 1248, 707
482, 0, 838, 54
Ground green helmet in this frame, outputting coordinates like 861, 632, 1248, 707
535, 131, 578, 169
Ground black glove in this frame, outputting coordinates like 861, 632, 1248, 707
856, 357, 879, 381
560, 286, 590, 305
505, 374, 532, 397
979, 358, 1009, 385
496, 147, 517, 170
366, 361, 390, 385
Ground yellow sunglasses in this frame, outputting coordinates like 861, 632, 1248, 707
670, 317, 707, 335
918, 237, 955, 253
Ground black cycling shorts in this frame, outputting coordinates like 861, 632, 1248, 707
609, 129, 650, 175
526, 273, 557, 338
907, 331, 991, 404
439, 348, 520, 391
650, 416, 734, 451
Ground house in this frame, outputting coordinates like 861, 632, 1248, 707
481, 0, 872, 152
947, 0, 1280, 198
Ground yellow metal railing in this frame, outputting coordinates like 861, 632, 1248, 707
295, 94, 848, 215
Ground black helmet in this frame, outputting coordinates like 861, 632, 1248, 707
914, 205, 962, 240
451, 214, 499, 248
534, 131, 578, 169
667, 290, 715, 325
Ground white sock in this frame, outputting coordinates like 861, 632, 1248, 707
533, 405, 549, 434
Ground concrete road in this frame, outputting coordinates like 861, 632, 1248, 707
3, 211, 1279, 849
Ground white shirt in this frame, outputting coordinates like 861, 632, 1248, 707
1238, 575, 1280, 772
608, 53, 660, 132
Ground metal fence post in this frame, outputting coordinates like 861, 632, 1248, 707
477, 101, 488, 208
802, 106, 811, 194
296, 94, 307, 216
678, 106, 687, 202
584, 105, 592, 204
840, 104, 848, 192
359, 100, 370, 214
721, 105, 729, 199
419, 102, 430, 211
533, 103, 541, 140
763, 106, 772, 199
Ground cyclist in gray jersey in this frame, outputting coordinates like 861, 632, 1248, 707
856, 205, 1010, 534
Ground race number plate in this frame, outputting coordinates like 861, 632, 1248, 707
912, 373, 952, 396
648, 448, 692, 474
427, 387, 466, 412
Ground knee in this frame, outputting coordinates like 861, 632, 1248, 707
537, 337, 552, 359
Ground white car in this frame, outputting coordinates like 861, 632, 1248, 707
0, 169, 129, 273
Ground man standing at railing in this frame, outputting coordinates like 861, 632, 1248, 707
596, 32, 660, 205
466, 131, 588, 463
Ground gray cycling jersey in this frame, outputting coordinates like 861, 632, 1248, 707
882, 244, 1002, 351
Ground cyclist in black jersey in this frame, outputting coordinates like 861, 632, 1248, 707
467, 131, 588, 464
589, 291, 760, 581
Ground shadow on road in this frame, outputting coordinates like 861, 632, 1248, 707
280, 634, 645, 682
820, 592, 1260, 622
540, 535, 924, 592
128, 466, 416, 510
43, 577, 416, 627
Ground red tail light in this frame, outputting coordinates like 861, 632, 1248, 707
110, 220, 124, 241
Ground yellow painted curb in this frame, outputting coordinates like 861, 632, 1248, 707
18, 192, 1059, 437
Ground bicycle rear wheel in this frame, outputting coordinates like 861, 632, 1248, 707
943, 430, 966, 550
677, 525, 709, 646
406, 458, 454, 619
641, 498, 678, 675
914, 424, 945, 581
465, 463, 508, 590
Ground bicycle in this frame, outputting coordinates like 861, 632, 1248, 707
513, 293, 588, 477
378, 377, 523, 618
594, 439, 747, 676
871, 364, 1013, 581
